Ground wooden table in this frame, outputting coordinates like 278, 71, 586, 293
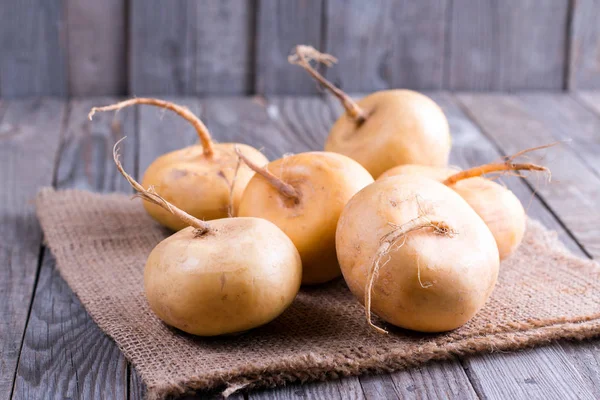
2, 92, 600, 400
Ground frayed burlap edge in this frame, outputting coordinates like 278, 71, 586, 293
147, 316, 600, 399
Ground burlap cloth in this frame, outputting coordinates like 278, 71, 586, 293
36, 188, 600, 399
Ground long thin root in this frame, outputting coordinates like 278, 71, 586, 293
91, 98, 215, 157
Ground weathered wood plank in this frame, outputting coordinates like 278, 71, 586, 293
201, 96, 303, 160
250, 378, 363, 400
575, 91, 600, 115
434, 93, 597, 400
448, 0, 570, 90
561, 340, 600, 397
12, 98, 133, 399
256, 0, 324, 95
0, 99, 64, 399
129, 366, 146, 400
66, 0, 127, 96
129, 1, 196, 95
457, 93, 600, 258
324, 0, 448, 91
193, 0, 254, 95
517, 93, 600, 178
464, 345, 595, 400
130, 1, 253, 96
568, 0, 600, 90
0, 1, 67, 97
138, 97, 202, 173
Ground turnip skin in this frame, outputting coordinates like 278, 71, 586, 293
142, 143, 267, 231
379, 164, 457, 182
238, 151, 374, 285
145, 217, 302, 336
336, 175, 499, 333
451, 178, 526, 260
325, 90, 451, 178
289, 46, 451, 178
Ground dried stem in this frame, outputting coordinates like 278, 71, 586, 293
91, 98, 214, 157
235, 147, 299, 201
113, 137, 211, 234
289, 45, 367, 124
443, 144, 553, 186
366, 215, 457, 334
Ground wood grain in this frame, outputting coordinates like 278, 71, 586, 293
193, 0, 254, 95
129, 1, 196, 95
568, 0, 600, 89
517, 93, 600, 179
11, 98, 133, 399
576, 91, 600, 115
256, 0, 324, 95
0, 0, 67, 97
138, 97, 202, 173
457, 93, 600, 258
448, 0, 570, 90
0, 99, 64, 399
130, 1, 253, 96
66, 0, 127, 96
324, 0, 448, 91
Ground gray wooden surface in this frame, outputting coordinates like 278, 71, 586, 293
2, 0, 600, 97
1, 92, 600, 399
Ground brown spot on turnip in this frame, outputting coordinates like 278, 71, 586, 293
220, 273, 227, 290
170, 169, 188, 179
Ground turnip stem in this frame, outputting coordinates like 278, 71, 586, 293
366, 216, 456, 334
444, 162, 550, 186
90, 98, 215, 157
113, 138, 211, 234
235, 147, 300, 201
289, 45, 368, 124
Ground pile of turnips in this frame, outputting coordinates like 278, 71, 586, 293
92, 45, 550, 337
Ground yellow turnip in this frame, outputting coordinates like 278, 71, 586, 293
237, 150, 373, 285
89, 98, 268, 231
289, 45, 451, 178
336, 174, 499, 333
112, 140, 302, 336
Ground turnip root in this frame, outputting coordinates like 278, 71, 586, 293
112, 140, 302, 336
89, 98, 268, 231
336, 174, 499, 333
289, 45, 451, 178
237, 151, 374, 285
378, 146, 550, 260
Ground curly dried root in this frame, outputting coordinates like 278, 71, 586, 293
365, 215, 457, 334
289, 45, 367, 124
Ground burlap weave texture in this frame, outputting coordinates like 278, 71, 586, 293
36, 188, 600, 399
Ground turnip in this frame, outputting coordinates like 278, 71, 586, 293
237, 150, 374, 285
112, 139, 302, 336
89, 98, 268, 231
378, 146, 550, 260
336, 174, 500, 333
288, 45, 451, 178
